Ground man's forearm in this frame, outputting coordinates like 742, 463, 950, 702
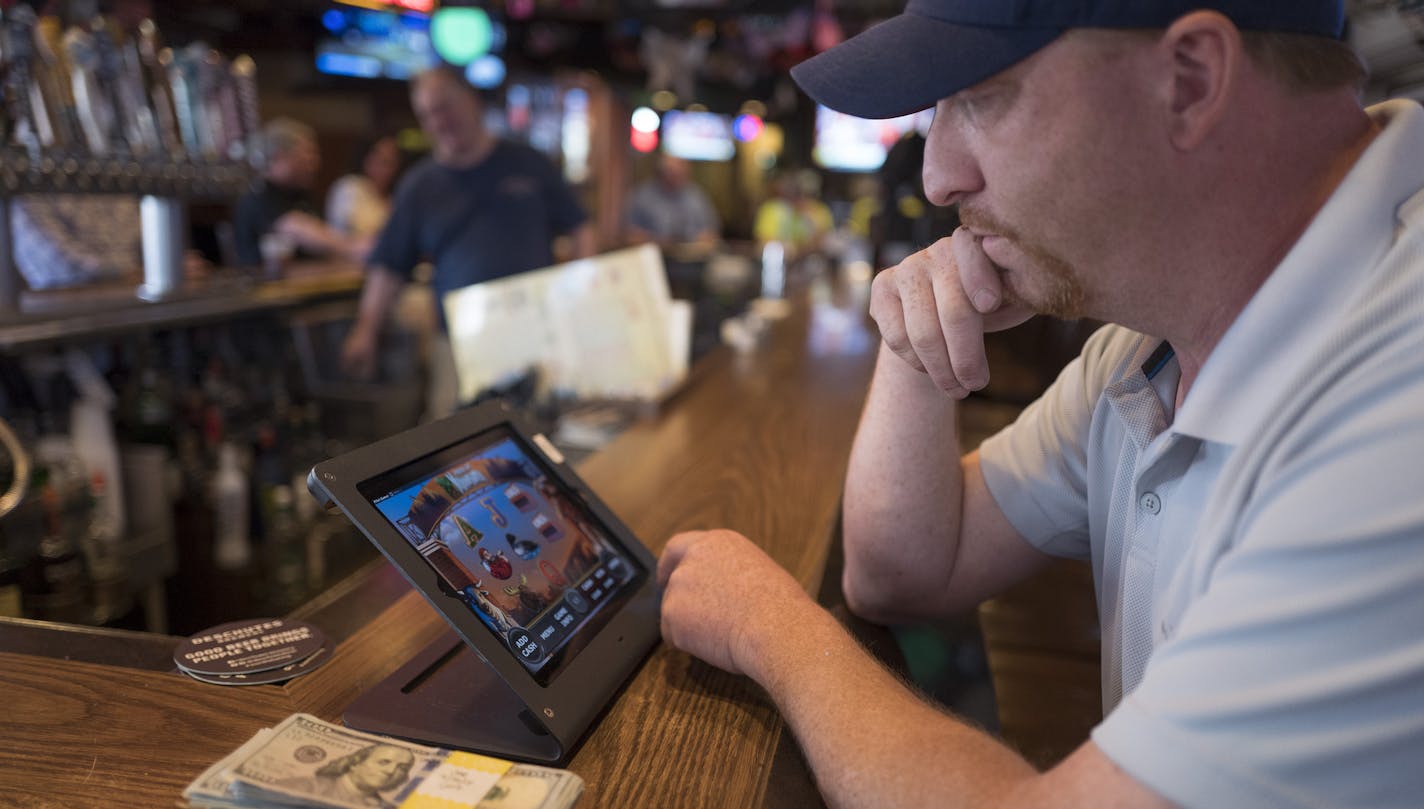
276, 211, 353, 260
352, 266, 404, 337
841, 342, 967, 621
753, 605, 1036, 809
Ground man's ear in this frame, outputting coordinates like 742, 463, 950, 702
1160, 11, 1242, 151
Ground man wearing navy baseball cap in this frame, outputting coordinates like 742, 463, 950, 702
660, 1, 1424, 807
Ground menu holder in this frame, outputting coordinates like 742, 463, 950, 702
443, 244, 691, 408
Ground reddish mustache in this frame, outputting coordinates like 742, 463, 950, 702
959, 208, 1014, 240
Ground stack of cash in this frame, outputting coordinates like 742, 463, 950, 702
183, 713, 583, 809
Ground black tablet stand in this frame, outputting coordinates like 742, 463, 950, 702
343, 630, 564, 763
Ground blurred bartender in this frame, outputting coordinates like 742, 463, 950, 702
624, 154, 720, 253
341, 66, 595, 419
232, 118, 369, 268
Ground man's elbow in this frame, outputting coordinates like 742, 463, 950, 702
839, 533, 969, 623
840, 566, 913, 626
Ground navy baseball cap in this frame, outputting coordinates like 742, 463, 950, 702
791, 0, 1346, 119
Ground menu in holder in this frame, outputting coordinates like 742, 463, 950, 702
443, 244, 691, 404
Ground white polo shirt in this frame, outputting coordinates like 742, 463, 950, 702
978, 99, 1424, 808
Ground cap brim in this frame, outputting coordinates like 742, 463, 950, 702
790, 14, 1063, 120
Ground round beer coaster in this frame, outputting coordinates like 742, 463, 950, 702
174, 617, 327, 677
181, 645, 330, 686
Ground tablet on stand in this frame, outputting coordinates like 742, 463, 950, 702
308, 401, 662, 764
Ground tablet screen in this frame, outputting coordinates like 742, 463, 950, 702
358, 427, 645, 685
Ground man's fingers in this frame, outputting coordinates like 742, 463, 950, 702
912, 237, 983, 394
903, 295, 962, 394
870, 233, 1022, 394
953, 228, 1037, 334
868, 268, 928, 374
657, 532, 696, 586
952, 227, 1004, 315
929, 268, 988, 394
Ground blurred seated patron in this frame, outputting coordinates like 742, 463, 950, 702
624, 153, 721, 252
341, 66, 595, 418
754, 169, 833, 260
233, 118, 370, 268
326, 134, 403, 239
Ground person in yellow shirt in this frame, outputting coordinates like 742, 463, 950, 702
754, 169, 833, 260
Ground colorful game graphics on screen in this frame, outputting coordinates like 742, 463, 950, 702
371, 436, 635, 673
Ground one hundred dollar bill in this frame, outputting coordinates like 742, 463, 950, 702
475, 763, 585, 809
181, 713, 582, 809
183, 729, 273, 808
229, 713, 445, 808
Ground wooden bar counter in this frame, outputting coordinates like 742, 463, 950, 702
0, 274, 880, 808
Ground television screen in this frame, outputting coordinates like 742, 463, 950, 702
316, 7, 437, 80
812, 106, 933, 172
660, 111, 735, 162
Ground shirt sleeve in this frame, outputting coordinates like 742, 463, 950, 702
232, 191, 266, 267
977, 324, 1136, 559
1093, 366, 1424, 809
367, 172, 424, 279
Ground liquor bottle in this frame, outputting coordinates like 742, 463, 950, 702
82, 470, 132, 625
25, 526, 90, 624
287, 400, 324, 529
170, 426, 213, 562
262, 484, 305, 611
123, 364, 175, 447
67, 348, 125, 542
24, 447, 93, 625
212, 441, 250, 570
0, 536, 24, 619
0, 424, 31, 621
